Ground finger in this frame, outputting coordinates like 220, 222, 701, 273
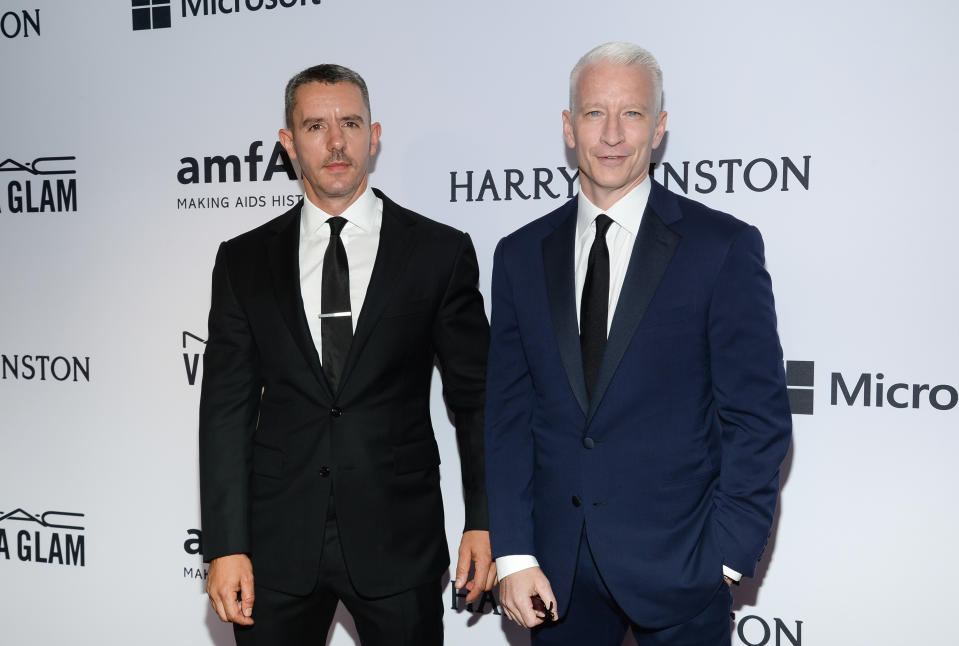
220, 581, 254, 626
537, 580, 559, 621
239, 573, 255, 622
518, 600, 543, 628
485, 562, 498, 591
465, 559, 491, 603
501, 602, 521, 627
454, 544, 471, 590
210, 592, 229, 623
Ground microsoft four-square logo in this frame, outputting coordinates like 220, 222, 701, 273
132, 0, 171, 31
786, 360, 814, 415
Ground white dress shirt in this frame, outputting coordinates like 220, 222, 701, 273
496, 178, 742, 583
299, 186, 382, 360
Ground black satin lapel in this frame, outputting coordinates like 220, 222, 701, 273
267, 211, 333, 400
336, 204, 415, 392
586, 204, 681, 422
542, 210, 588, 415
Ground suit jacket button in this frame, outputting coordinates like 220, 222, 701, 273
571, 495, 582, 507
331, 407, 343, 417
582, 437, 595, 449
319, 466, 330, 477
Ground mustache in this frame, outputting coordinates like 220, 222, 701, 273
323, 150, 353, 166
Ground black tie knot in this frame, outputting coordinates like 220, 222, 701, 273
327, 217, 347, 236
594, 214, 613, 238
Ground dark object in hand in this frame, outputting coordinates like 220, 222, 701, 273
531, 595, 555, 621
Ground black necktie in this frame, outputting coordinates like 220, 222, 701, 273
321, 217, 352, 393
581, 214, 613, 399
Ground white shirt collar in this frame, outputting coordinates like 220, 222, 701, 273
300, 185, 378, 238
576, 176, 651, 240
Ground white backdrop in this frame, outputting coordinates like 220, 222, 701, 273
2, 1, 958, 644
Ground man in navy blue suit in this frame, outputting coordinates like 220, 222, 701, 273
485, 42, 792, 645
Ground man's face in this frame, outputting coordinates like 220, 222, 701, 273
562, 61, 667, 210
279, 81, 381, 214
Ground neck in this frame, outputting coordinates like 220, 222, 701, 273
304, 178, 369, 216
580, 174, 646, 211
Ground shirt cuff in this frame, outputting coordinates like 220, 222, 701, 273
496, 554, 540, 580
723, 565, 742, 582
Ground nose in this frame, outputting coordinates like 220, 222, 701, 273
328, 124, 346, 151
600, 115, 624, 146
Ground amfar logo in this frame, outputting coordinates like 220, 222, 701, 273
785, 360, 957, 413
0, 508, 85, 567
183, 331, 205, 385
1, 8, 39, 38
176, 141, 302, 210
733, 613, 802, 646
133, 0, 321, 31
183, 528, 208, 580
0, 155, 77, 214
1, 354, 90, 382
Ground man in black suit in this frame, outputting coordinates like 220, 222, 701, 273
199, 64, 493, 646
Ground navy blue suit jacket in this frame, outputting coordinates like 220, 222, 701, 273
484, 180, 792, 628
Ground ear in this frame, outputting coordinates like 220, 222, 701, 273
562, 110, 576, 149
278, 128, 296, 160
369, 121, 382, 156
651, 110, 668, 149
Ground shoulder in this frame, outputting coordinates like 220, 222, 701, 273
498, 197, 576, 253
376, 188, 468, 247
657, 183, 753, 243
220, 202, 299, 255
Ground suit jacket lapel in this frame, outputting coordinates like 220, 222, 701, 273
586, 183, 682, 423
267, 203, 334, 400
336, 189, 415, 394
542, 199, 589, 415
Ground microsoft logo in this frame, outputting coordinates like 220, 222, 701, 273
786, 360, 814, 415
132, 0, 171, 31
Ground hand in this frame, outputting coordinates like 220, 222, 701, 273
499, 566, 557, 628
207, 553, 255, 626
724, 576, 733, 586
454, 530, 496, 604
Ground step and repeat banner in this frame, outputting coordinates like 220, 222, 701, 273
2, 1, 957, 644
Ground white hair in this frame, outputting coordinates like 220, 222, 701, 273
569, 42, 664, 114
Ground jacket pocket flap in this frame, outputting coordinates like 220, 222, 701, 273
394, 438, 441, 475
252, 445, 284, 479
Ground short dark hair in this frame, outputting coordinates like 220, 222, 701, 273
284, 64, 371, 129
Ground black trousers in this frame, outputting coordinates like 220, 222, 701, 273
234, 512, 443, 646
532, 529, 733, 646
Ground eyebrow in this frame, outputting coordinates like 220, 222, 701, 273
300, 114, 367, 129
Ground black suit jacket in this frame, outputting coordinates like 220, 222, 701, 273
199, 189, 489, 598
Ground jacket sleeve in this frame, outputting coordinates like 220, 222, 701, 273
432, 232, 491, 532
708, 225, 792, 577
198, 242, 262, 562
484, 238, 537, 558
